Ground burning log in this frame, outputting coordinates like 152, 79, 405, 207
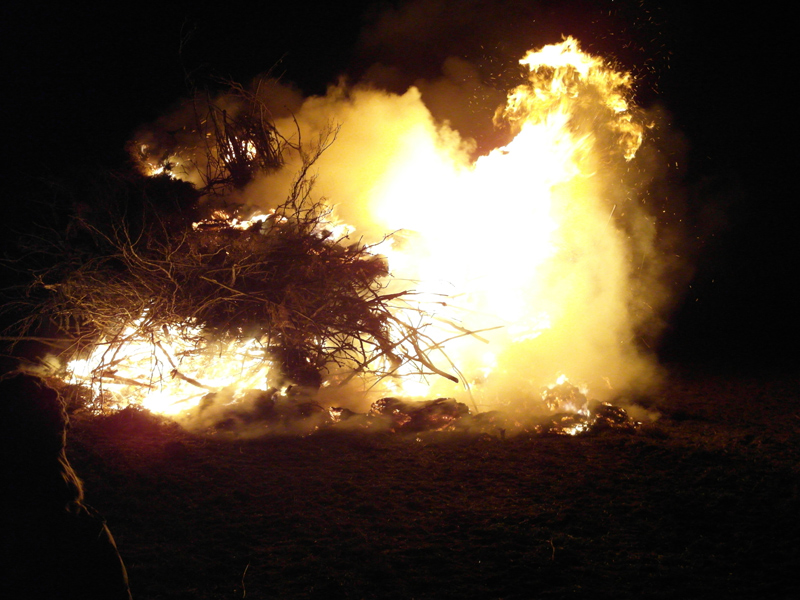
587, 401, 639, 432
532, 401, 639, 436
369, 397, 470, 432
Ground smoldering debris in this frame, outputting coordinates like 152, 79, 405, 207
369, 397, 470, 432
162, 380, 641, 439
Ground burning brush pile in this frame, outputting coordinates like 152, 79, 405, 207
3, 37, 666, 438
3, 169, 640, 435
1, 87, 452, 420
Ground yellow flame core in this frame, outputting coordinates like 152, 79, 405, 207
67, 37, 657, 417
66, 316, 273, 415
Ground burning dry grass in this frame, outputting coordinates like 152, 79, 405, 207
64, 371, 800, 599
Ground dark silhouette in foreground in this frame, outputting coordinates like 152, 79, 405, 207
0, 374, 132, 599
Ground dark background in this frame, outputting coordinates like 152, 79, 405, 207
2, 0, 795, 374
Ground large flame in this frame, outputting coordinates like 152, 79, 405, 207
296, 36, 657, 409
66, 37, 665, 418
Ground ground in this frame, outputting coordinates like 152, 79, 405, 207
66, 369, 800, 599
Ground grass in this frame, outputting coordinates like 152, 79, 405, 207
65, 368, 800, 599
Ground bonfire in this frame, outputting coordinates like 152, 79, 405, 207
3, 37, 662, 436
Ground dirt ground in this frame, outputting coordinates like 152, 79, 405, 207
65, 368, 800, 599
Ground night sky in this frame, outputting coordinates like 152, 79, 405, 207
3, 0, 795, 373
